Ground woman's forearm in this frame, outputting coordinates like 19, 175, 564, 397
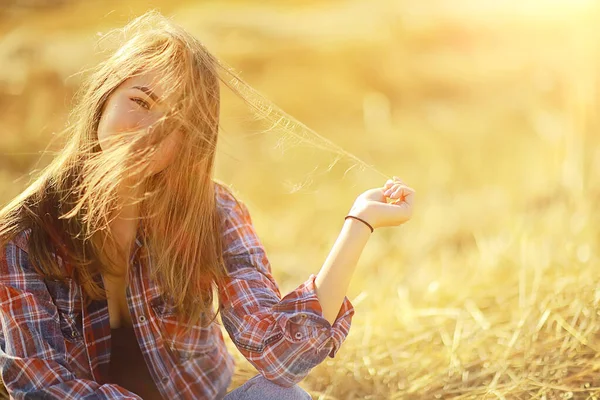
314, 218, 371, 325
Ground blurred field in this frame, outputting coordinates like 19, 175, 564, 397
1, 0, 600, 398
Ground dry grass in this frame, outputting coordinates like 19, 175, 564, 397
1, 0, 599, 398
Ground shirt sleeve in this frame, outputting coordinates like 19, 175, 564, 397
0, 240, 141, 400
216, 187, 355, 388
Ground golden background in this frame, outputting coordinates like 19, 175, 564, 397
1, 0, 599, 398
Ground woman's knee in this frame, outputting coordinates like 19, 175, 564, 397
223, 374, 312, 400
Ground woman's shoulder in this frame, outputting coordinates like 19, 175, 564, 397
0, 228, 39, 281
213, 180, 250, 215
0, 229, 68, 305
1, 228, 32, 256
9, 228, 32, 253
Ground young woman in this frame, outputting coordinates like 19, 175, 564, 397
0, 11, 414, 400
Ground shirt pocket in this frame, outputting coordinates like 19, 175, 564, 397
150, 296, 216, 363
285, 313, 327, 343
44, 278, 83, 343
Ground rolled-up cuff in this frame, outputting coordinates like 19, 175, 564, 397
273, 274, 354, 358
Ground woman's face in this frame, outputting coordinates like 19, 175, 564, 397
97, 70, 183, 177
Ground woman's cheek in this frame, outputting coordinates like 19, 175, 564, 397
97, 99, 146, 150
109, 98, 142, 131
147, 131, 182, 175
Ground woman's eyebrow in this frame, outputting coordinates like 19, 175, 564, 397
132, 85, 160, 103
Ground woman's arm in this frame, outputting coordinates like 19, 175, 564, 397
314, 219, 370, 325
215, 178, 414, 387
216, 184, 354, 387
315, 178, 415, 325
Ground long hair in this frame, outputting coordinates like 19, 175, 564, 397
0, 11, 235, 326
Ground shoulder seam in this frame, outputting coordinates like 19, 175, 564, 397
214, 181, 245, 209
10, 230, 31, 254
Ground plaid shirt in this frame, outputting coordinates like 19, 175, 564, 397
0, 184, 354, 399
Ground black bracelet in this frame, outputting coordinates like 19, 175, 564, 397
344, 215, 374, 233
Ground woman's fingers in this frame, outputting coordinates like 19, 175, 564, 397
388, 186, 415, 205
384, 183, 414, 199
391, 185, 408, 199
384, 176, 406, 189
383, 183, 400, 196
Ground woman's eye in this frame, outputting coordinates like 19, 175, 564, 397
131, 97, 150, 110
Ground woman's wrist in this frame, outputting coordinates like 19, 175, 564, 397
347, 203, 376, 229
344, 215, 374, 233
344, 217, 373, 234
344, 203, 376, 236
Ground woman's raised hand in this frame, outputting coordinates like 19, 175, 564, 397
348, 176, 415, 230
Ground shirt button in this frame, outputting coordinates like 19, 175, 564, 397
294, 332, 302, 339
161, 377, 169, 384
138, 315, 147, 323
300, 313, 307, 319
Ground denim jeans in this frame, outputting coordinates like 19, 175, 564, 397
221, 374, 312, 400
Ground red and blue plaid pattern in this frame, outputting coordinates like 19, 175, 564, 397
0, 184, 354, 399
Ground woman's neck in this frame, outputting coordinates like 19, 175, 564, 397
110, 182, 142, 261
110, 205, 139, 257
